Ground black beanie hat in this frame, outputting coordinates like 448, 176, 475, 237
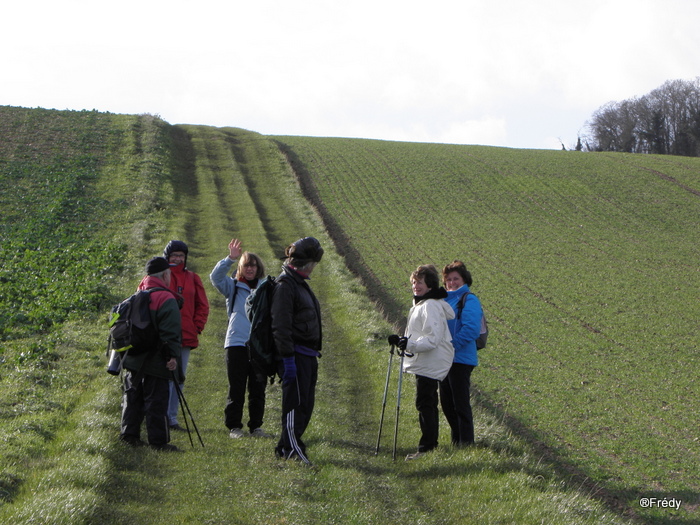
146, 257, 170, 275
285, 237, 324, 263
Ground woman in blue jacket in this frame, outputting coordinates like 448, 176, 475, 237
441, 260, 483, 446
210, 239, 270, 439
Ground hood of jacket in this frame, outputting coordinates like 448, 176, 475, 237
164, 240, 189, 267
141, 275, 170, 291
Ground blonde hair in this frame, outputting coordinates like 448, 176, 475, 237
237, 252, 265, 279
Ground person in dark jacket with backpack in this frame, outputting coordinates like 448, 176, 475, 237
140, 240, 210, 431
121, 257, 183, 451
271, 237, 324, 465
210, 238, 271, 439
440, 260, 483, 446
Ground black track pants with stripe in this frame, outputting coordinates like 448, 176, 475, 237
276, 354, 318, 462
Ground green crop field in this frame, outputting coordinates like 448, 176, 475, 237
273, 136, 700, 519
0, 105, 696, 523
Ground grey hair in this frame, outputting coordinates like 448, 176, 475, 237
151, 268, 170, 280
289, 260, 318, 273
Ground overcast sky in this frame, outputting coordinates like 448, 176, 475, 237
3, 0, 698, 150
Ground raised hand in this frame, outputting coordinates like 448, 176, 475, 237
228, 238, 242, 260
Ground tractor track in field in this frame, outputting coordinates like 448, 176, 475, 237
275, 139, 408, 325
609, 155, 700, 198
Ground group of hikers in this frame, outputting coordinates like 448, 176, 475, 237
118, 236, 483, 463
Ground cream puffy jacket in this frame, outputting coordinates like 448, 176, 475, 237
402, 298, 455, 381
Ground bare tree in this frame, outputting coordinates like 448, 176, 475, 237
583, 77, 700, 156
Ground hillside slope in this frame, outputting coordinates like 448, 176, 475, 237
274, 136, 700, 519
0, 107, 629, 524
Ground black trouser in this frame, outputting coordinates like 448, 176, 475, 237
224, 346, 267, 431
121, 370, 170, 446
276, 354, 317, 461
439, 363, 475, 445
415, 374, 440, 452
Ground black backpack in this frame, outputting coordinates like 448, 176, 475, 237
107, 288, 166, 364
245, 276, 280, 384
457, 292, 489, 350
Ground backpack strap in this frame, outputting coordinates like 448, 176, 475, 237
142, 287, 179, 359
227, 279, 239, 318
457, 291, 472, 319
146, 286, 182, 309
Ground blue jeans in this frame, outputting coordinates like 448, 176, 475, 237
168, 347, 190, 426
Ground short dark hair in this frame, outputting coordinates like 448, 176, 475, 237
442, 260, 472, 287
411, 264, 440, 290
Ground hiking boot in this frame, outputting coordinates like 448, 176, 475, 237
275, 448, 313, 466
229, 428, 245, 439
405, 451, 426, 461
121, 436, 146, 447
151, 443, 179, 452
250, 428, 273, 438
169, 423, 186, 432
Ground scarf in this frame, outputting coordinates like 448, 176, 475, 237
413, 286, 448, 305
238, 276, 259, 290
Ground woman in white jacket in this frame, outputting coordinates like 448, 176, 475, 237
391, 264, 455, 460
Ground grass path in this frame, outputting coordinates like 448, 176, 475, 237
1, 124, 629, 524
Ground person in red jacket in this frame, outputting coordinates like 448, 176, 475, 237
140, 240, 210, 431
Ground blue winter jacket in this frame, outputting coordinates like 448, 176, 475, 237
209, 257, 252, 348
445, 284, 482, 366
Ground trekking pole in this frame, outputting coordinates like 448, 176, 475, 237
173, 378, 194, 448
176, 380, 203, 448
392, 340, 413, 461
392, 350, 404, 460
375, 344, 395, 455
171, 373, 204, 447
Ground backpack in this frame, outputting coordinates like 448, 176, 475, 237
245, 275, 280, 384
457, 292, 489, 350
106, 288, 167, 375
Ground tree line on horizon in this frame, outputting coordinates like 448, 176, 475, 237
580, 77, 700, 156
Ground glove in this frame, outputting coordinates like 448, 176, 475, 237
397, 337, 408, 351
282, 356, 297, 382
388, 334, 401, 346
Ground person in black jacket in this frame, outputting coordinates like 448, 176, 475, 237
271, 237, 324, 464
120, 257, 183, 451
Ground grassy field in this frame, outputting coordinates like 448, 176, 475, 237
0, 105, 694, 523
273, 136, 700, 522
